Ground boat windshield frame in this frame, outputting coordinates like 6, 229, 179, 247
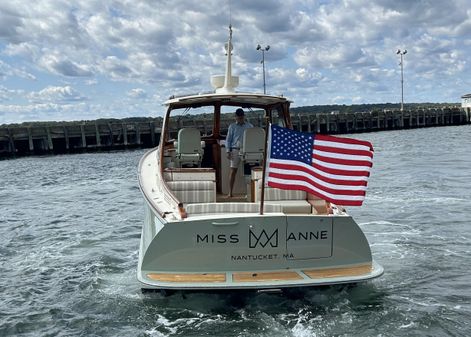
156, 92, 292, 203
162, 92, 292, 142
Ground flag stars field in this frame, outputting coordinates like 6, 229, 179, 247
271, 126, 314, 165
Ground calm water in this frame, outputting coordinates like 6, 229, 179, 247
1, 125, 470, 337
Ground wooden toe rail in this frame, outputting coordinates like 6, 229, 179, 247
147, 273, 226, 283
232, 271, 303, 282
303, 264, 372, 279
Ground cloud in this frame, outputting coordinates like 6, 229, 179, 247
295, 45, 375, 69
4, 42, 40, 61
127, 88, 147, 99
38, 52, 93, 77
0, 60, 36, 80
0, 4, 24, 43
28, 85, 86, 103
0, 85, 24, 102
100, 56, 134, 79
295, 68, 322, 84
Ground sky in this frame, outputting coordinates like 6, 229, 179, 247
1, 0, 470, 124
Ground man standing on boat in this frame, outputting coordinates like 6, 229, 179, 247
226, 108, 253, 197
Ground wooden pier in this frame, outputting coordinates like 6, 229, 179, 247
0, 119, 161, 157
0, 107, 469, 158
292, 107, 470, 133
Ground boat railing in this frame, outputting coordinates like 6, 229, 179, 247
154, 152, 182, 217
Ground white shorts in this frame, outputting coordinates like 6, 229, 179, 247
229, 149, 240, 168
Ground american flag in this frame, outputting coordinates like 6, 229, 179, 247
266, 124, 374, 206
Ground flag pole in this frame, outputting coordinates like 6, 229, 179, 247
259, 117, 271, 215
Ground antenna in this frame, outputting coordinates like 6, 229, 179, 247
209, 1, 239, 93
210, 24, 239, 93
229, 0, 232, 28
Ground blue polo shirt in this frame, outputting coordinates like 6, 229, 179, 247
226, 121, 253, 152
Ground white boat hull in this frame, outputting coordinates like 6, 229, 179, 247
137, 202, 383, 290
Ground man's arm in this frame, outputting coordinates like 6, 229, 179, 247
226, 124, 233, 152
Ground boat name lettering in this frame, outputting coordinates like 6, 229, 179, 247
196, 234, 240, 244
286, 230, 329, 241
195, 230, 329, 246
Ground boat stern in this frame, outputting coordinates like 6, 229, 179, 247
137, 212, 383, 290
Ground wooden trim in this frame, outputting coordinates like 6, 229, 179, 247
232, 271, 303, 282
284, 102, 292, 129
303, 264, 372, 279
147, 273, 226, 283
214, 103, 221, 139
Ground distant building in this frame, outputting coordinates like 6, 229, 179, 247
462, 93, 471, 108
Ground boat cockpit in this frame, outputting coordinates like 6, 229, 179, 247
150, 93, 335, 219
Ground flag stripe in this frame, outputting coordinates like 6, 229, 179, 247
269, 172, 366, 195
269, 162, 368, 186
268, 178, 367, 200
314, 145, 374, 158
270, 159, 369, 180
313, 153, 373, 168
315, 134, 374, 150
314, 139, 372, 152
267, 180, 365, 206
313, 160, 372, 173
312, 162, 371, 177
313, 149, 373, 163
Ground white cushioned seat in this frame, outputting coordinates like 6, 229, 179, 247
263, 187, 306, 200
175, 128, 203, 167
167, 180, 216, 204
264, 200, 312, 214
164, 168, 216, 204
172, 190, 215, 203
240, 127, 265, 165
254, 180, 312, 214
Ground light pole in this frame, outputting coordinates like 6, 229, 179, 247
396, 49, 407, 111
256, 44, 270, 94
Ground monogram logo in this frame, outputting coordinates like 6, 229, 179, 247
249, 229, 279, 248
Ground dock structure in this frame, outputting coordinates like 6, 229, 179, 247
0, 107, 469, 158
0, 119, 161, 158
289, 107, 470, 134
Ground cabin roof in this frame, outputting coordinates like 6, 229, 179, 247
165, 92, 290, 108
